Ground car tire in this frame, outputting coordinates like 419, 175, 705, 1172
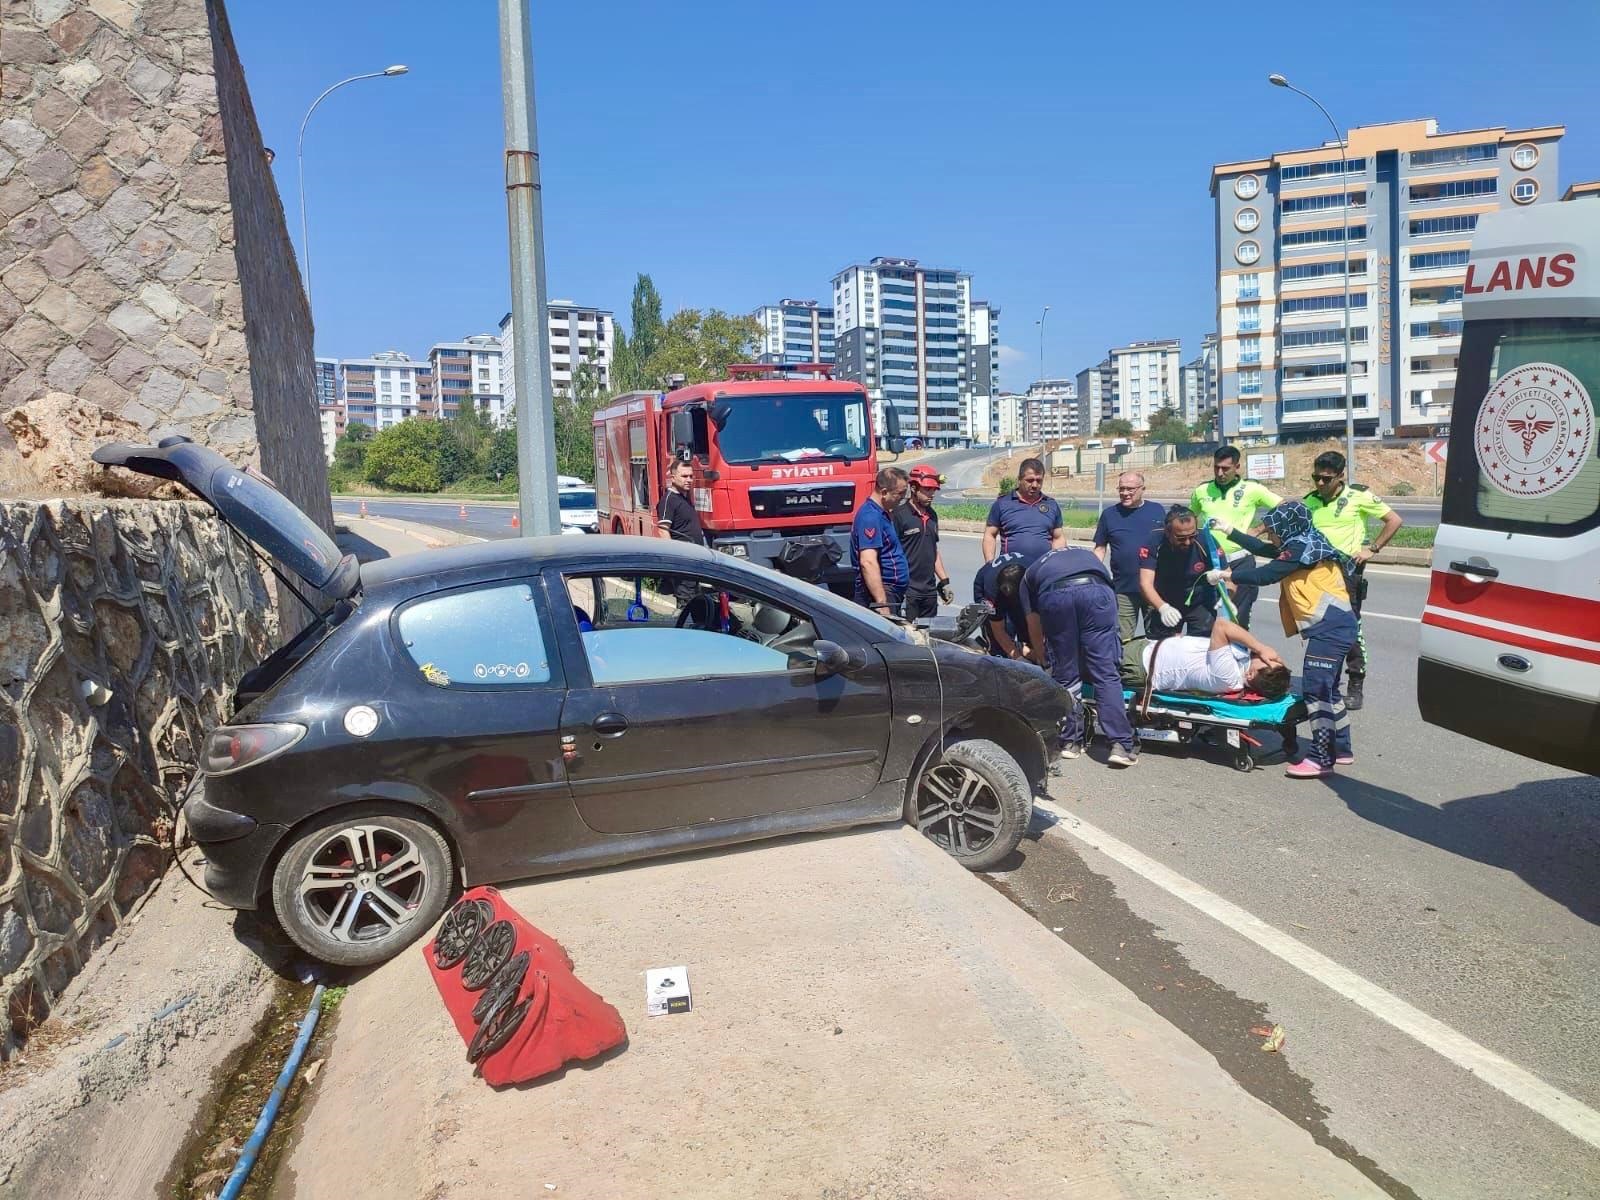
270, 804, 454, 968
906, 738, 1032, 872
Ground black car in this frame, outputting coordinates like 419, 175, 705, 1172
97, 440, 1072, 966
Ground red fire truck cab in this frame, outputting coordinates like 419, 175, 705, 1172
592, 364, 902, 589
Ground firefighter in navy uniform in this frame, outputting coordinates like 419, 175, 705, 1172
893, 464, 954, 620
973, 551, 1038, 661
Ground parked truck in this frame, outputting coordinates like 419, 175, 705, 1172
592, 363, 902, 591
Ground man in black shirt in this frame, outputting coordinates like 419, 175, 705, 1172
656, 458, 705, 605
893, 464, 954, 619
1137, 506, 1219, 641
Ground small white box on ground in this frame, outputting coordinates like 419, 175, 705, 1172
645, 966, 691, 1016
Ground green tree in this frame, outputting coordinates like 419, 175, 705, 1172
554, 350, 607, 478
486, 421, 518, 480
629, 274, 664, 372
449, 397, 495, 472
1145, 407, 1190, 444
1096, 418, 1135, 438
645, 308, 759, 388
363, 419, 444, 492
333, 422, 373, 472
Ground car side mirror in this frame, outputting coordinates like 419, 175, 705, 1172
810, 639, 852, 679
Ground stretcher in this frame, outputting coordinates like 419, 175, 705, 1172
1080, 684, 1306, 773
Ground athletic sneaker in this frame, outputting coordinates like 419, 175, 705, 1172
1107, 744, 1138, 768
1285, 759, 1333, 779
1335, 753, 1355, 766
1345, 675, 1365, 711
1059, 741, 1083, 760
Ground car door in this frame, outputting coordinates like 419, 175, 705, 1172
548, 566, 893, 835
387, 577, 577, 882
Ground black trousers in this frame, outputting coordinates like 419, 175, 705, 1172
903, 585, 938, 620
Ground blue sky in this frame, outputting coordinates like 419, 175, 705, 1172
232, 0, 1600, 393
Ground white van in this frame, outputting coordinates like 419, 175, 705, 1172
1418, 199, 1599, 774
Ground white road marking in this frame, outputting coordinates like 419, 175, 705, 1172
1034, 800, 1600, 1153
1363, 611, 1421, 623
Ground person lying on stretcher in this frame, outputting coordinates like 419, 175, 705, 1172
1122, 616, 1292, 699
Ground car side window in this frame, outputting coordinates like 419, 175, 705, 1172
561, 572, 819, 685
396, 582, 554, 687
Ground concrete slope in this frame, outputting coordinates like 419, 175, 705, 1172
282, 827, 1382, 1199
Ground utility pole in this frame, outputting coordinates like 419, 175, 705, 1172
500, 0, 559, 535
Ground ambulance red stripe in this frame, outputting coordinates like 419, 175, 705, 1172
1421, 611, 1600, 666
1425, 570, 1600, 644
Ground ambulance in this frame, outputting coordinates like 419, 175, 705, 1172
1418, 198, 1599, 774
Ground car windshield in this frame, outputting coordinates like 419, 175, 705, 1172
715, 393, 870, 465
558, 489, 596, 510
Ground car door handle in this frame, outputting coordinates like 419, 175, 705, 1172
1449, 559, 1499, 579
591, 712, 629, 737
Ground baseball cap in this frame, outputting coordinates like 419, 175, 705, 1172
908, 465, 944, 488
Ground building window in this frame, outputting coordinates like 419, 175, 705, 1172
1512, 178, 1539, 204
1281, 191, 1365, 215
1282, 223, 1367, 248
1235, 239, 1261, 265
1409, 249, 1470, 271
1283, 326, 1367, 348
1409, 214, 1479, 237
1279, 157, 1367, 182
1234, 174, 1261, 200
1510, 142, 1540, 170
1234, 207, 1260, 232
1408, 142, 1496, 169
1281, 293, 1368, 315
1238, 369, 1262, 396
1238, 402, 1263, 430
1282, 257, 1367, 282
1408, 177, 1496, 203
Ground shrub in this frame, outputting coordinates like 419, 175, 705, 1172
1390, 480, 1416, 496
998, 475, 1017, 495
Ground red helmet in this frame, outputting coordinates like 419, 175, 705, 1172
908, 465, 945, 489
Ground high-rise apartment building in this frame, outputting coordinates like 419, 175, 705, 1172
1074, 358, 1117, 436
968, 300, 1000, 397
832, 257, 973, 448
1109, 340, 1182, 431
339, 350, 428, 431
1181, 333, 1219, 426
500, 303, 615, 415
428, 334, 505, 423
1211, 117, 1562, 440
753, 299, 835, 364
992, 393, 1025, 445
315, 356, 341, 461
1023, 379, 1081, 442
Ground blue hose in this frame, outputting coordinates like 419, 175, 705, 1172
218, 983, 325, 1200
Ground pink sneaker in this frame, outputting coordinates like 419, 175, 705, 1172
1285, 759, 1333, 779
1335, 753, 1355, 766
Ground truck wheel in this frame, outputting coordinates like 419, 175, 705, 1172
907, 738, 1032, 872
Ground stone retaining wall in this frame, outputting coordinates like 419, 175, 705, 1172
0, 497, 273, 1054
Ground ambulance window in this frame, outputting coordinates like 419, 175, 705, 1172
1448, 318, 1600, 535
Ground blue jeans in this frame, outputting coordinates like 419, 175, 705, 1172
1038, 582, 1135, 752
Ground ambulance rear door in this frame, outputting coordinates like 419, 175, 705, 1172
1418, 202, 1600, 774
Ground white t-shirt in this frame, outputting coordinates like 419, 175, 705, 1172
1143, 636, 1249, 694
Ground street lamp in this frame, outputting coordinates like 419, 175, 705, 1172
1268, 73, 1356, 480
297, 65, 409, 310
1036, 305, 1050, 384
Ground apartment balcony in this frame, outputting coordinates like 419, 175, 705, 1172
1238, 351, 1261, 365
1237, 287, 1260, 300
1236, 319, 1261, 333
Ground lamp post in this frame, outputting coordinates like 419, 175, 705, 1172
1268, 73, 1356, 480
1036, 305, 1050, 384
296, 65, 409, 310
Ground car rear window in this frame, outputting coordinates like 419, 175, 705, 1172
395, 583, 553, 687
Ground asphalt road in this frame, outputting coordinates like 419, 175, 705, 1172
336, 495, 1595, 1193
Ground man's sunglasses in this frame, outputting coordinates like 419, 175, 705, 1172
1311, 474, 1339, 483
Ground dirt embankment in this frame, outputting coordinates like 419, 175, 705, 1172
992, 439, 1443, 499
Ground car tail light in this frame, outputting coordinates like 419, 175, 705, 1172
202, 723, 306, 775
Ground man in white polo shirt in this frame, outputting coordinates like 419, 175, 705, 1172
1125, 616, 1291, 698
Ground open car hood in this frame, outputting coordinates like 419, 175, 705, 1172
93, 437, 359, 600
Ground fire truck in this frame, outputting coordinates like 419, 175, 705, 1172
592, 364, 902, 590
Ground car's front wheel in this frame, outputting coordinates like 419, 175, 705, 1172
907, 738, 1032, 871
270, 804, 454, 967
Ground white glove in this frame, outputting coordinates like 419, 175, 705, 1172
1158, 604, 1182, 628
1203, 569, 1228, 585
1208, 518, 1233, 536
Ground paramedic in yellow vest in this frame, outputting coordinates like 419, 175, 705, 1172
1304, 450, 1403, 712
1190, 446, 1281, 630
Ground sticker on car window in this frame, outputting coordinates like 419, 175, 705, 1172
419, 662, 450, 687
1476, 361, 1593, 499
473, 662, 533, 680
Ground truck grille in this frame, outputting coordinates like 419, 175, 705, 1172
748, 483, 857, 518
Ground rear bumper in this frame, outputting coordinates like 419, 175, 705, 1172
1418, 658, 1600, 776
182, 780, 285, 909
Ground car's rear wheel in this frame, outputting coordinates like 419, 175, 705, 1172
907, 738, 1032, 871
270, 804, 454, 967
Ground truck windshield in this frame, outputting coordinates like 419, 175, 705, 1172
714, 393, 870, 465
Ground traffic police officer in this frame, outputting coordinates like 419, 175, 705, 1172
1190, 445, 1281, 628
1303, 450, 1403, 710
894, 464, 954, 619
1021, 547, 1138, 766
851, 466, 910, 616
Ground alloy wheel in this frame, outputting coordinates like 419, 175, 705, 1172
915, 763, 1004, 856
298, 822, 431, 945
